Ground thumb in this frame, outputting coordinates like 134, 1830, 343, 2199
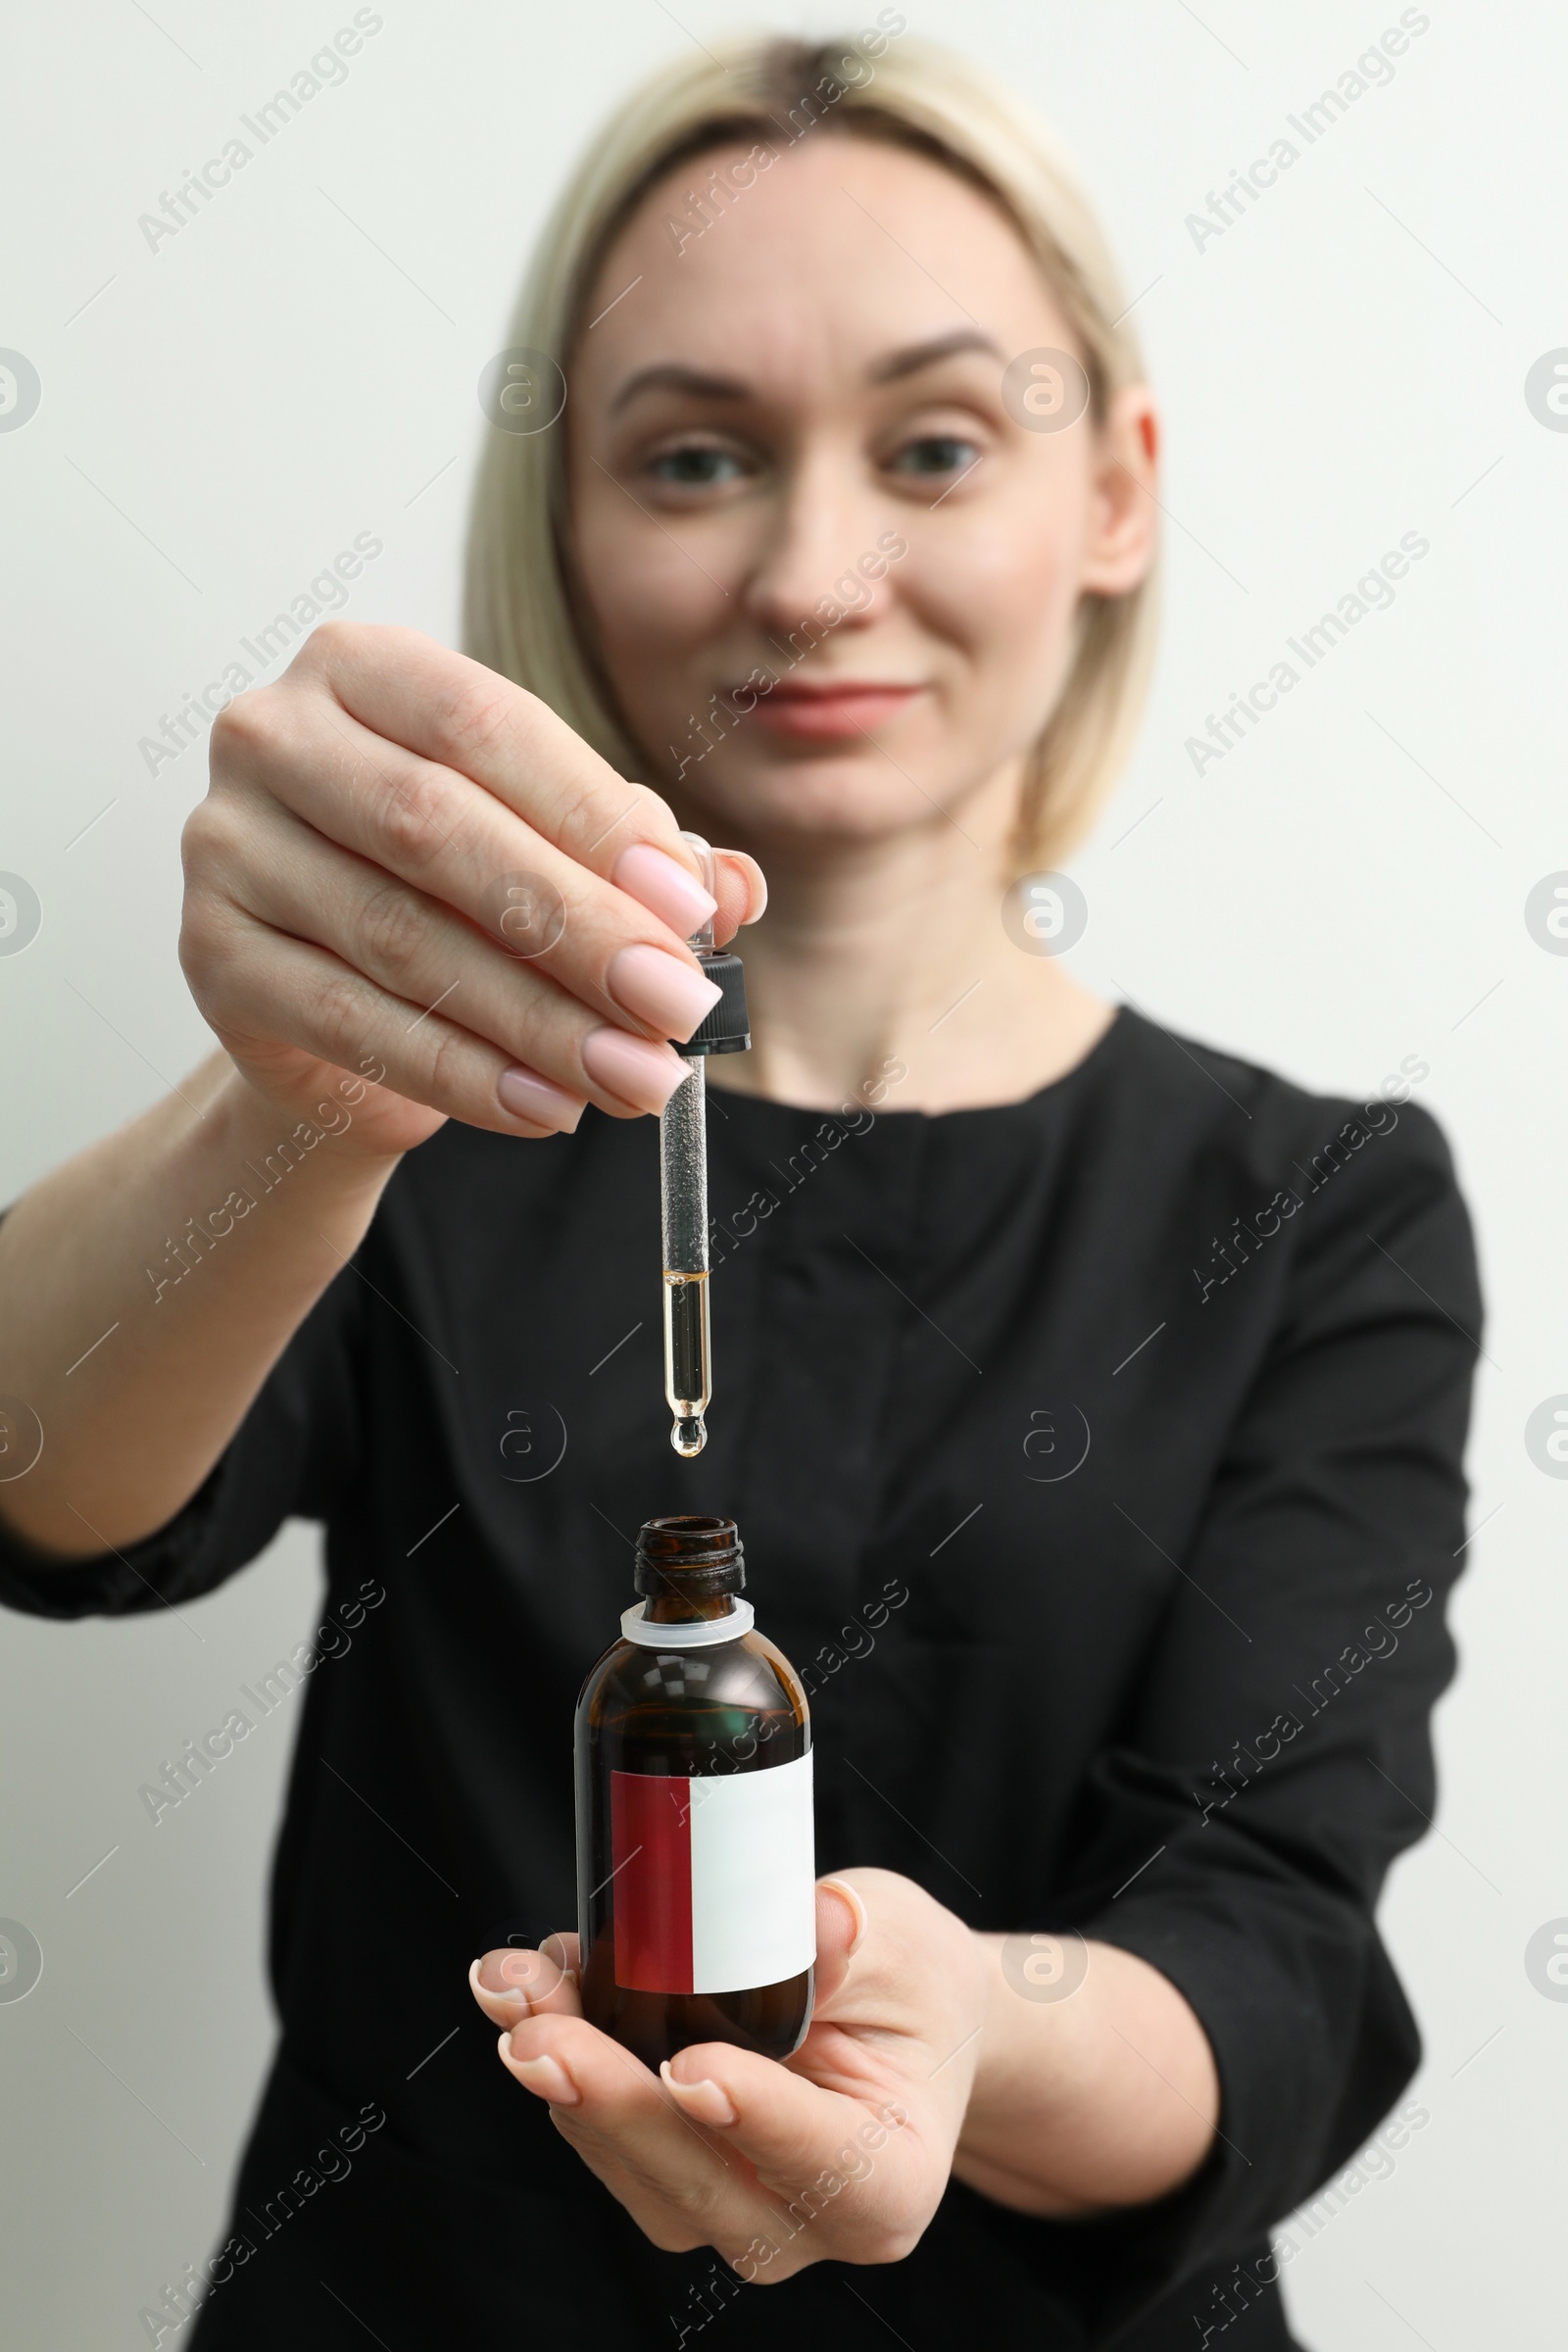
810, 1876, 869, 2007
711, 848, 766, 945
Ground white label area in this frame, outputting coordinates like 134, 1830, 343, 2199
611, 1749, 816, 1995
688, 1749, 815, 1993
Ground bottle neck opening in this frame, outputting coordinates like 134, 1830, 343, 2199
634, 1514, 744, 1621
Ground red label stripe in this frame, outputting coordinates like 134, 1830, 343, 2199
611, 1770, 694, 1993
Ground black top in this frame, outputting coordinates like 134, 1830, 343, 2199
0, 1009, 1481, 2351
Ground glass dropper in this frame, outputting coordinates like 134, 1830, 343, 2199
661, 1071, 710, 1458
659, 833, 750, 1457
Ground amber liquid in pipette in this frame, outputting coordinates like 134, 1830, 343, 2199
662, 1270, 710, 1457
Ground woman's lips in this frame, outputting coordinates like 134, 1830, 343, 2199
740, 681, 924, 741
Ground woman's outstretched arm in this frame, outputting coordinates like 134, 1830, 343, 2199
0, 1054, 403, 1557
0, 619, 761, 1559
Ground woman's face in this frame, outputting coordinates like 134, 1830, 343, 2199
567, 129, 1156, 858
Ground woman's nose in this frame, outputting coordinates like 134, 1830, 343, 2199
737, 456, 888, 643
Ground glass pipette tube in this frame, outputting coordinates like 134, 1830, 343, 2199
661, 1059, 710, 1456
661, 837, 715, 1456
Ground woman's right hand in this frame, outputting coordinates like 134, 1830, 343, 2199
180, 621, 764, 1158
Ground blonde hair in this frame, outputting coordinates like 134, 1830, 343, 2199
464, 31, 1158, 874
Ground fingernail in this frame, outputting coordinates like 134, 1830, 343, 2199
503, 2042, 579, 2105
727, 850, 768, 923
581, 1024, 691, 1114
538, 1934, 576, 1989
660, 2062, 737, 2126
613, 843, 717, 939
607, 944, 721, 1041
475, 1950, 543, 1997
820, 1877, 869, 1957
496, 1064, 584, 1132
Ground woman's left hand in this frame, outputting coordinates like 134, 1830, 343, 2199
467, 1868, 987, 2281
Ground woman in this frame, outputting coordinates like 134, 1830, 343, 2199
0, 32, 1478, 2350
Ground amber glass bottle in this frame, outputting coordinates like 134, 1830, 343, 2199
574, 1515, 814, 2071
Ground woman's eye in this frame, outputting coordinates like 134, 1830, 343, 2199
648, 445, 747, 487
889, 434, 979, 478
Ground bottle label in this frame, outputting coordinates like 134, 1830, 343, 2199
610, 1750, 815, 1995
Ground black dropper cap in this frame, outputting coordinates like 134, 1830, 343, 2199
684, 953, 751, 1055
673, 831, 751, 1055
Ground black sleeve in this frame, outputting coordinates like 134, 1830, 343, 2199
0, 1265, 361, 1621
1061, 1100, 1480, 2328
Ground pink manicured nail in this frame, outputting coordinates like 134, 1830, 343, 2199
660, 2062, 737, 2125
819, 1877, 869, 1957
613, 843, 717, 939
607, 944, 721, 1041
581, 1024, 691, 1114
497, 1064, 583, 1131
503, 2042, 579, 2105
475, 1951, 542, 1996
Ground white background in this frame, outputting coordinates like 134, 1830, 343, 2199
1, 2, 1562, 2343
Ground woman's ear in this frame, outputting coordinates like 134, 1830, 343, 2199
1081, 385, 1160, 598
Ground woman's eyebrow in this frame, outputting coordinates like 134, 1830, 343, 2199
610, 363, 749, 414
608, 329, 1006, 416
867, 328, 1004, 383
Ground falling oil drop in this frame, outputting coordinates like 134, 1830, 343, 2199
671, 1414, 707, 1457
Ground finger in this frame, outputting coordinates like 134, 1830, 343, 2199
217, 794, 688, 1119
660, 2037, 879, 2192
710, 850, 766, 948
496, 2014, 764, 2253
808, 1878, 868, 2011
469, 1935, 583, 2027
214, 687, 722, 1049
191, 914, 595, 1138
500, 2006, 868, 2202
806, 1866, 963, 2042
306, 623, 710, 892
499, 2013, 750, 2180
